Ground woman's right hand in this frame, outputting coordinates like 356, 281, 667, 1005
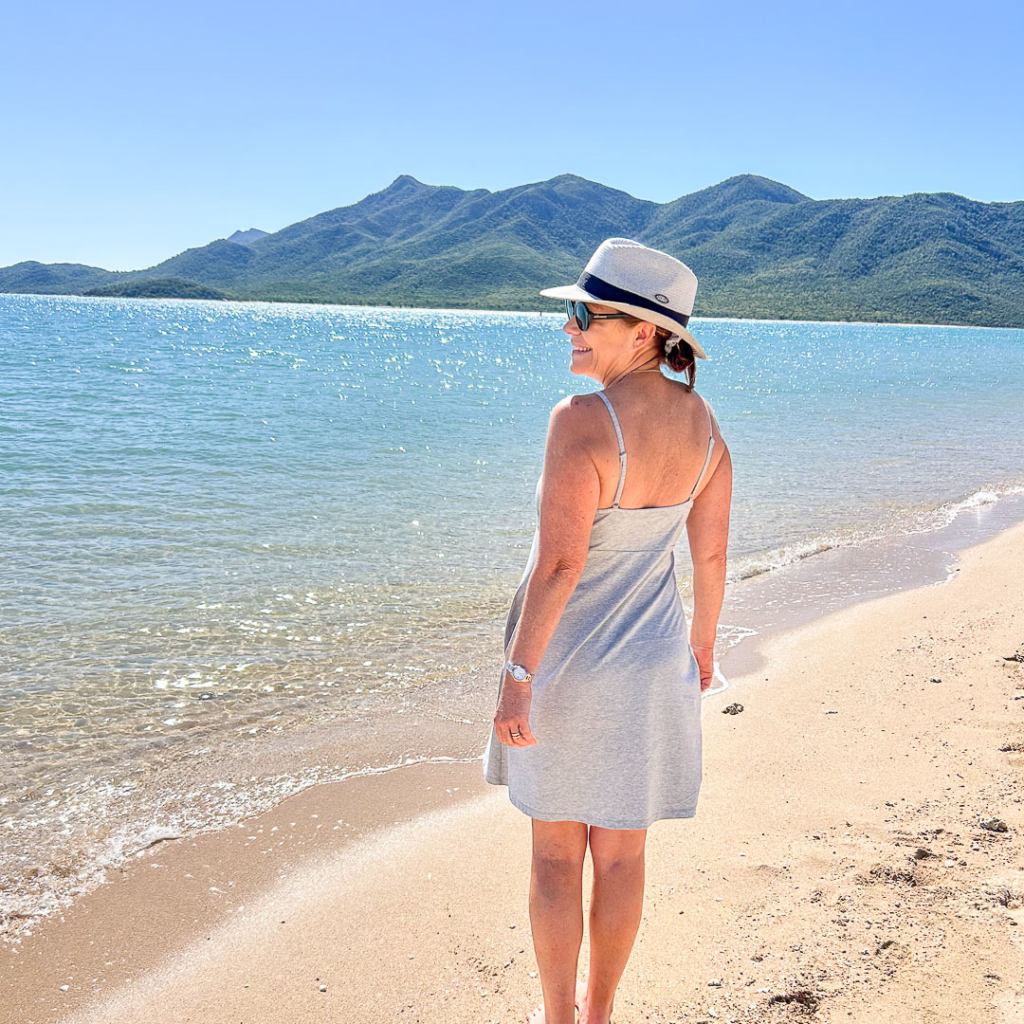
494, 674, 538, 747
691, 644, 715, 692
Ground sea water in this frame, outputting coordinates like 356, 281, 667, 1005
2, 294, 1022, 937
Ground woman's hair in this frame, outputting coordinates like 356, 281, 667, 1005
618, 315, 696, 389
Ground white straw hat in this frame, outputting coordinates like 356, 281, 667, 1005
540, 237, 705, 360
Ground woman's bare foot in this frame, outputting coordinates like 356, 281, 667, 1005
526, 981, 588, 1023
576, 979, 614, 1024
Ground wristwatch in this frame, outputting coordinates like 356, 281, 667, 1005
505, 660, 534, 684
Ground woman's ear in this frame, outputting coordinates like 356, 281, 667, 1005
632, 320, 658, 349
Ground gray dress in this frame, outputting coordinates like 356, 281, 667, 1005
482, 389, 716, 829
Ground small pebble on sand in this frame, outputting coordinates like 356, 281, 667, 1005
980, 817, 1009, 833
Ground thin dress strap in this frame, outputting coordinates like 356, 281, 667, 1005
687, 396, 716, 501
595, 391, 627, 507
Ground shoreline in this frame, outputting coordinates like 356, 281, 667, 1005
4, 513, 1024, 1022
3, 487, 1023, 946
4, 291, 1021, 332
3, 481, 1021, 951
2, 483, 1015, 937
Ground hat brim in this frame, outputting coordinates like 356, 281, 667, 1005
539, 283, 706, 360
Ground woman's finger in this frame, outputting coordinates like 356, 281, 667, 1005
506, 719, 529, 747
495, 718, 521, 747
514, 720, 537, 745
496, 717, 536, 747
510, 720, 536, 746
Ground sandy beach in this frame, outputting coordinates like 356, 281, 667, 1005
4, 520, 1024, 1024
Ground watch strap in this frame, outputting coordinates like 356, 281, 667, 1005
505, 660, 534, 683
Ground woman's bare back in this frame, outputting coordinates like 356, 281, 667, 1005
577, 378, 725, 511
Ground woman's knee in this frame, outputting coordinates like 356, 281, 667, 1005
530, 819, 588, 880
588, 826, 647, 876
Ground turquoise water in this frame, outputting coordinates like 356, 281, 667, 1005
2, 293, 1023, 937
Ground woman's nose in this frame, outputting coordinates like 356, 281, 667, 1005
563, 317, 580, 336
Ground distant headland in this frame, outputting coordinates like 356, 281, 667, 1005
2, 174, 1023, 328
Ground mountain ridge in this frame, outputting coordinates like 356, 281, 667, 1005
2, 173, 1023, 328
227, 228, 268, 246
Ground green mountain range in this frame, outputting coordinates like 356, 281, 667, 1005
3, 173, 1023, 327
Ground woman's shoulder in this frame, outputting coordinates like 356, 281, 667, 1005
545, 392, 610, 447
680, 384, 720, 428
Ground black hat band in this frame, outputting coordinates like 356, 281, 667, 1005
577, 272, 691, 330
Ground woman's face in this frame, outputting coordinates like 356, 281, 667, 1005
563, 302, 645, 382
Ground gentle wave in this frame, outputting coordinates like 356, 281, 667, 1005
0, 753, 484, 944
725, 479, 1024, 584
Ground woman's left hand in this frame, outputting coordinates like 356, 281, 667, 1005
494, 674, 537, 747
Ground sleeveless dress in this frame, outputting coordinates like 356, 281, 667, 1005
482, 389, 716, 829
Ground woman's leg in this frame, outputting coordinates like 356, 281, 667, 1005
527, 818, 589, 1024
581, 826, 648, 1024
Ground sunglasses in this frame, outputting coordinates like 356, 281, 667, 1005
564, 299, 632, 333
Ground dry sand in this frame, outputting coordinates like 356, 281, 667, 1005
4, 522, 1024, 1024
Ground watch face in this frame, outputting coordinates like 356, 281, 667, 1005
510, 664, 526, 680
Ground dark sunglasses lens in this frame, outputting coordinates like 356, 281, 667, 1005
576, 302, 589, 331
564, 299, 574, 323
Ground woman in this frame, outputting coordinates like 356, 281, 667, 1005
482, 237, 732, 1024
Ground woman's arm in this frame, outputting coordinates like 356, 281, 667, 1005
685, 437, 732, 691
494, 396, 600, 747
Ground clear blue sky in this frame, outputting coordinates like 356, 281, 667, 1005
2, 0, 1021, 270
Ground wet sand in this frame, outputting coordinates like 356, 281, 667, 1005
4, 521, 1024, 1024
